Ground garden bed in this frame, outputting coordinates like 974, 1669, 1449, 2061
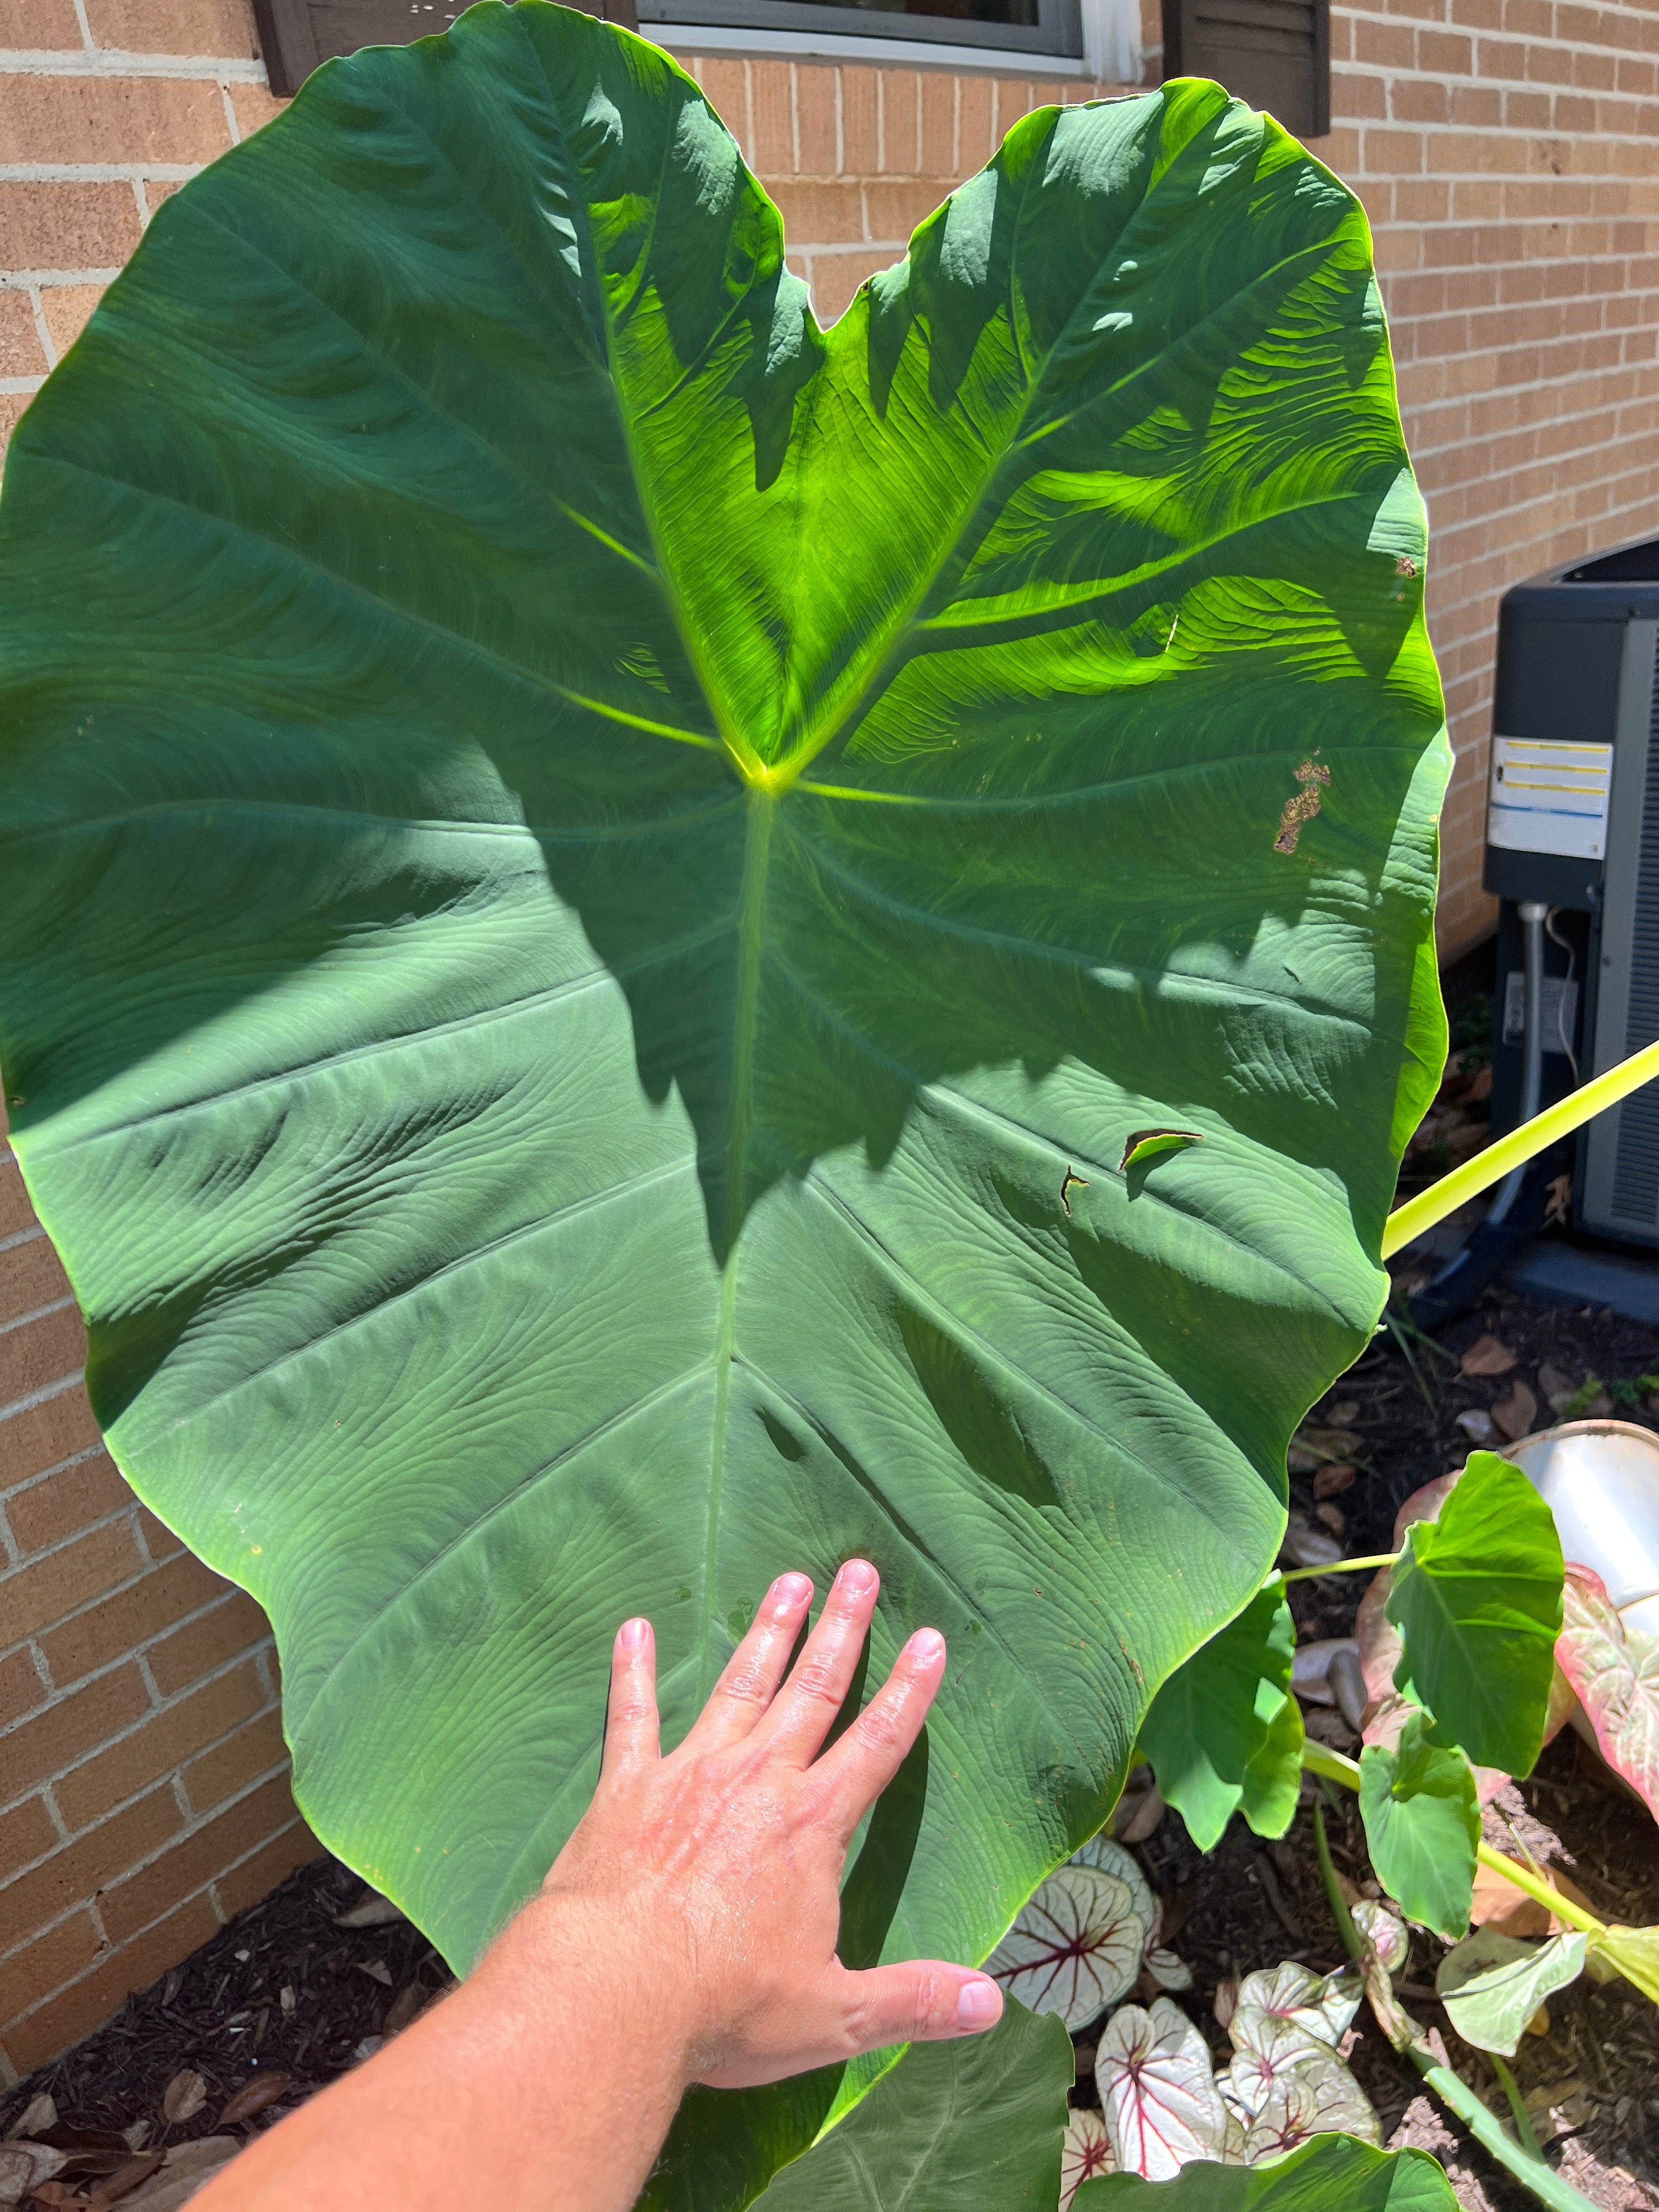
3, 1281, 1656, 2211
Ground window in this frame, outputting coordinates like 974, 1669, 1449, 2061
253, 0, 638, 99
1159, 0, 1329, 137
635, 0, 1082, 63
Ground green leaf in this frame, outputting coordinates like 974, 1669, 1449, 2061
754, 2000, 1071, 2211
1385, 1452, 1564, 1773
1116, 1127, 1204, 1174
1588, 1922, 1659, 2005
1358, 1714, 1479, 1939
1140, 1585, 1298, 1849
0, 9, 1446, 2199
1435, 1927, 1587, 2056
1074, 2132, 1458, 2207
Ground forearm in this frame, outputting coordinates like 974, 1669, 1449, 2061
192, 1895, 693, 2212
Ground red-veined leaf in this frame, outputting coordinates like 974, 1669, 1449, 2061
1229, 1963, 1361, 2055
1095, 1997, 1229, 2180
1062, 2109, 1115, 2209
1070, 1833, 1158, 1944
988, 1865, 1147, 2030
1555, 1564, 1659, 1821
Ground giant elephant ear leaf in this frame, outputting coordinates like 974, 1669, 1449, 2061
0, 5, 1444, 2202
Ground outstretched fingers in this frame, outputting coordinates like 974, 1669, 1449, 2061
810, 1624, 947, 1834
755, 1558, 882, 1767
680, 1571, 815, 1752
840, 1960, 1003, 2055
601, 1615, 659, 1776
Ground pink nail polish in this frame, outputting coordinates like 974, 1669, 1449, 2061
771, 1571, 812, 1608
910, 1627, 945, 1665
838, 1558, 877, 1594
617, 1617, 650, 1651
956, 1979, 1001, 2027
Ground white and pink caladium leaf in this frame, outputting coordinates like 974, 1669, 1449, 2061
1351, 1899, 1409, 1975
1229, 1963, 1362, 2056
1062, 2109, 1115, 2209
1070, 1833, 1159, 1947
1556, 1564, 1659, 1822
988, 1865, 1146, 2030
1146, 1947, 1195, 1992
1240, 2051, 1380, 2165
1223, 2016, 1333, 2119
1096, 1996, 1230, 2181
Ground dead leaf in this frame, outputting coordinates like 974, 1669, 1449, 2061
1313, 1462, 1355, 1499
1304, 1707, 1358, 1750
91, 2151, 165, 2206
354, 1959, 393, 1988
1466, 1063, 1492, 1103
383, 1984, 428, 2038
278, 1988, 295, 2016
159, 2074, 206, 2127
119, 2137, 241, 2212
1111, 1779, 1166, 1845
1459, 1334, 1517, 1378
332, 1891, 407, 1929
1544, 1172, 1571, 1226
13, 2101, 55, 2143
216, 2076, 290, 2129
1314, 1503, 1346, 1541
1288, 1428, 1361, 1473
0, 2142, 67, 2207
119, 2128, 148, 2155
1538, 1362, 1576, 1412
1282, 1514, 1342, 1570
1491, 1378, 1538, 1443
1470, 1857, 1594, 1938
1524, 2003, 1551, 2038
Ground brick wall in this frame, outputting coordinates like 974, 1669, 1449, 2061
1, 0, 1657, 2076
0, 1124, 318, 2083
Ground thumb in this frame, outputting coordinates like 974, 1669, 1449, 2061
840, 1961, 1004, 2053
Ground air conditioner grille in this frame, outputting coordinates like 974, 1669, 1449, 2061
1611, 657, 1659, 1223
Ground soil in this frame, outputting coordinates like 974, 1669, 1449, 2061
4, 1279, 1657, 2211
0, 1856, 453, 2178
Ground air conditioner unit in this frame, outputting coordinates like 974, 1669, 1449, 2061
1484, 531, 1659, 1249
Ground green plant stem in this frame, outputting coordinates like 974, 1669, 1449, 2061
1308, 1782, 1595, 2212
1490, 2053, 1545, 2162
1383, 1036, 1659, 1257
1278, 1551, 1398, 1585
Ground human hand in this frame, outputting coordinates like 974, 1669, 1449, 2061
533, 1560, 1003, 2091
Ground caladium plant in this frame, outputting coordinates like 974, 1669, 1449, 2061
0, 0, 1448, 2200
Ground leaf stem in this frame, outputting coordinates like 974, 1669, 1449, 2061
1278, 1551, 1398, 1585
1306, 1773, 1597, 2212
1491, 2053, 1545, 2162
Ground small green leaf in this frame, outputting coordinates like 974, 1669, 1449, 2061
755, 1999, 1071, 2211
1239, 1680, 1305, 1842
1588, 1923, 1659, 2005
1435, 1927, 1587, 2056
1116, 1128, 1205, 1175
1140, 1585, 1296, 1852
1358, 1713, 1479, 1939
1073, 2132, 1459, 2207
1385, 1452, 1563, 1774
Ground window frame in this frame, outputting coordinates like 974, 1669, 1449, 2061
636, 0, 1082, 63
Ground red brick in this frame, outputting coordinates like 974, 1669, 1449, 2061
136, 1506, 185, 1562
99, 1773, 296, 1943
697, 59, 747, 147
211, 1816, 322, 1922
40, 1548, 230, 1689
0, 1795, 57, 1885
0, 1304, 86, 1404
808, 247, 898, 325
840, 64, 879, 173
919, 69, 954, 174
0, 1783, 179, 1955
0, 1384, 100, 1491
55, 1661, 268, 1832
794, 61, 837, 173
0, 1908, 106, 2018
182, 1706, 287, 1817
227, 80, 285, 142
82, 0, 255, 53
0, 1516, 144, 1647
863, 178, 957, 241
749, 57, 793, 173
0, 1644, 46, 1730
146, 1591, 270, 1698
1, 1893, 219, 2074
0, 1663, 150, 1801
0, 294, 47, 382
5, 1454, 128, 1557
879, 67, 921, 173
0, 76, 232, 166
768, 178, 862, 245
0, 0, 80, 40
0, 1161, 33, 1244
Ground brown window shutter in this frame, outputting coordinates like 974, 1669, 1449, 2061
253, 0, 640, 100
1160, 0, 1330, 138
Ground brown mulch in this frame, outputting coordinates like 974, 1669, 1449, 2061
0, 1855, 452, 2160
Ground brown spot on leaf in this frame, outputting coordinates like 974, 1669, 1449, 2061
1396, 555, 1418, 577
1273, 756, 1331, 856
1060, 1165, 1090, 1217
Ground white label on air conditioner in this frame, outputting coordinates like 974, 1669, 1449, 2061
1487, 736, 1613, 861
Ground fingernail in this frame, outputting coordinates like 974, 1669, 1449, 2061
956, 1979, 1001, 2027
838, 1558, 878, 1595
617, 1617, 650, 1651
771, 1572, 812, 1609
910, 1627, 945, 1666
